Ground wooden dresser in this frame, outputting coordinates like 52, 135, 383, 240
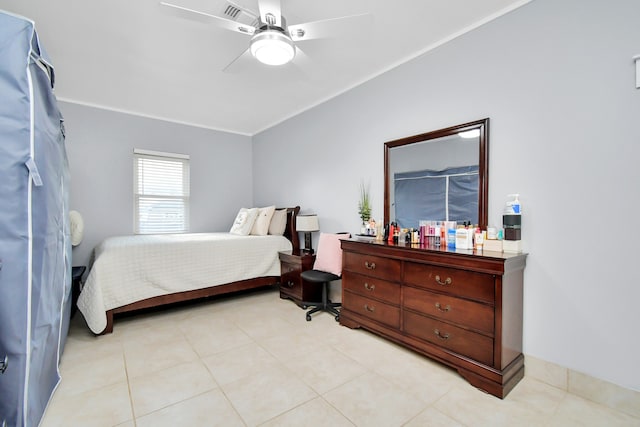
339, 238, 527, 398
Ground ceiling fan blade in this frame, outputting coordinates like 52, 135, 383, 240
222, 48, 254, 73
288, 13, 371, 41
292, 46, 313, 71
257, 0, 282, 27
160, 1, 255, 35
289, 47, 325, 83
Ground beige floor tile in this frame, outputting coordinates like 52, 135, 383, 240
212, 290, 283, 319
41, 289, 639, 427
331, 326, 397, 370
56, 350, 127, 397
323, 371, 426, 426
333, 329, 416, 372
507, 377, 567, 415
129, 359, 219, 417
123, 335, 199, 378
40, 381, 133, 427
234, 314, 307, 341
434, 384, 552, 427
283, 345, 368, 394
113, 314, 185, 346
257, 329, 328, 361
222, 366, 317, 426
183, 318, 254, 358
569, 370, 640, 419
294, 309, 353, 339
202, 342, 281, 386
62, 317, 124, 366
526, 354, 568, 390
371, 347, 462, 405
404, 406, 465, 427
548, 394, 640, 427
260, 397, 355, 427
136, 389, 245, 427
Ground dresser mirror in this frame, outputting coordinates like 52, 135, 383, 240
384, 118, 489, 230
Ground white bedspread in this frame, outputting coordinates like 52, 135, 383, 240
77, 233, 292, 333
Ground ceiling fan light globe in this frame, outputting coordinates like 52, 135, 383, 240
250, 30, 295, 66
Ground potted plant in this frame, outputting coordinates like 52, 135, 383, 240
358, 181, 371, 225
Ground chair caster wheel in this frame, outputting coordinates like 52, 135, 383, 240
301, 305, 308, 309
306, 314, 312, 321
334, 315, 340, 322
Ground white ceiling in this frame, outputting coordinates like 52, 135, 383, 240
1, 0, 529, 135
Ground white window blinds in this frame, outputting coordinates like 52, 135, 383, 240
133, 149, 190, 234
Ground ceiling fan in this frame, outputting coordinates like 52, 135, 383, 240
160, 0, 370, 69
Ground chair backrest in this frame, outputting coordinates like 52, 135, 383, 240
312, 232, 350, 276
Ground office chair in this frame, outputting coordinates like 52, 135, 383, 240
300, 232, 349, 321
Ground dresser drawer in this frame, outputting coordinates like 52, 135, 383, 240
404, 262, 495, 304
342, 271, 400, 305
343, 292, 400, 328
343, 252, 401, 281
404, 311, 493, 366
403, 286, 494, 335
281, 261, 300, 278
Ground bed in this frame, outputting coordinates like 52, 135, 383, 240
77, 206, 300, 334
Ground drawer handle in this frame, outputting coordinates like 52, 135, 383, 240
364, 261, 376, 270
364, 304, 375, 312
364, 282, 375, 291
434, 275, 452, 286
435, 303, 451, 313
434, 329, 450, 340
286, 281, 295, 288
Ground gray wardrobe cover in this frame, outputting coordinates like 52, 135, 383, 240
0, 11, 71, 427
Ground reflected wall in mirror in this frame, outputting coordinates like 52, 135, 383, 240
384, 118, 489, 230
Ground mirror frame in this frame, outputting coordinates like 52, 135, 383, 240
384, 118, 489, 230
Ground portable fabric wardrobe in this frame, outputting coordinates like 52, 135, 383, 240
0, 11, 71, 427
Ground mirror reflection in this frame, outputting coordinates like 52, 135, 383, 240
384, 119, 489, 230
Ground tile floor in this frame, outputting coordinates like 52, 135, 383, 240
42, 288, 640, 427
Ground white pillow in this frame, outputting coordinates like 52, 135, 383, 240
268, 209, 288, 236
229, 208, 259, 235
250, 205, 276, 236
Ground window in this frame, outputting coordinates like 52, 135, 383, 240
133, 149, 190, 234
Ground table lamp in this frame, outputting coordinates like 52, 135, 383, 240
296, 214, 319, 254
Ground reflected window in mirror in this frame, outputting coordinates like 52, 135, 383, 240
394, 165, 479, 228
384, 118, 489, 230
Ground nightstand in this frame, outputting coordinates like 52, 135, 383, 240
279, 250, 321, 307
71, 266, 86, 318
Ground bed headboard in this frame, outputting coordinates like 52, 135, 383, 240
282, 206, 300, 253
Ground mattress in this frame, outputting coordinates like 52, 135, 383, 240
78, 232, 292, 333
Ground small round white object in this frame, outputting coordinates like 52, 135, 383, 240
250, 30, 295, 66
69, 210, 84, 246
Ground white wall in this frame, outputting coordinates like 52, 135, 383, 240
62, 102, 253, 268
253, 0, 640, 391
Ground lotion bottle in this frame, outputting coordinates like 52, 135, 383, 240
475, 227, 484, 249
505, 194, 521, 214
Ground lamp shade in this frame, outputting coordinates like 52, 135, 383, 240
296, 214, 319, 232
